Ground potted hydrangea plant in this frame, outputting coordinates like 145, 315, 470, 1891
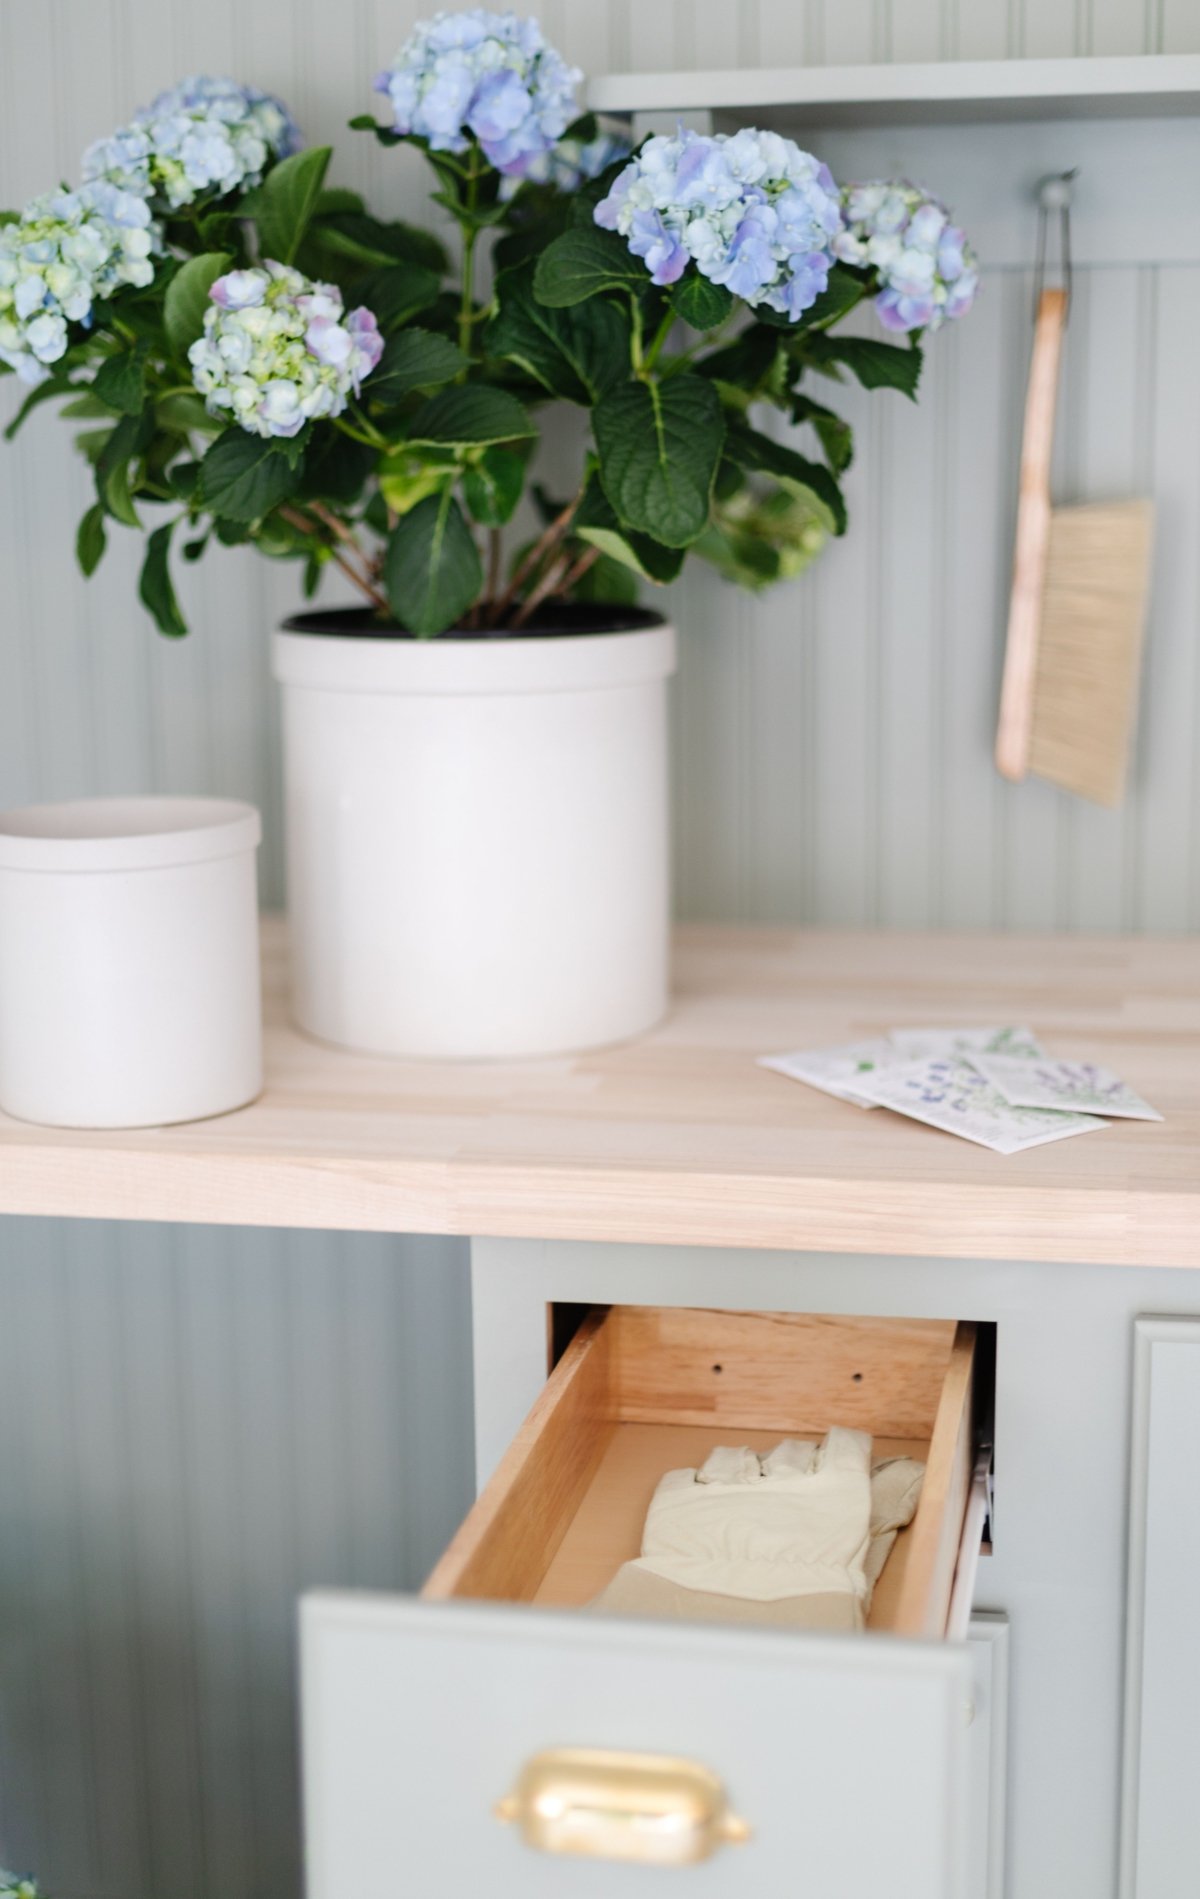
0, 12, 976, 1060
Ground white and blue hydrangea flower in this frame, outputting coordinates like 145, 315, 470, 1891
188, 262, 383, 439
834, 181, 979, 332
594, 125, 842, 321
83, 76, 300, 212
0, 183, 159, 384
374, 10, 582, 177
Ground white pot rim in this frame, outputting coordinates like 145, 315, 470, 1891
0, 797, 261, 873
273, 613, 676, 697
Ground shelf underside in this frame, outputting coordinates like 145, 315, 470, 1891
586, 53, 1200, 128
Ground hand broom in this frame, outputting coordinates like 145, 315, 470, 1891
994, 175, 1153, 807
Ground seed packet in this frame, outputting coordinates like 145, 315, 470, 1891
851, 1056, 1108, 1155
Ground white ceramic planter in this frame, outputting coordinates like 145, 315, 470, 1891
0, 797, 262, 1128
273, 612, 677, 1059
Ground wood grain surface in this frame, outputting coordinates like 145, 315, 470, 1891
0, 918, 1196, 1265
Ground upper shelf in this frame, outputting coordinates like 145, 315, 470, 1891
585, 53, 1200, 130
1, 919, 1196, 1267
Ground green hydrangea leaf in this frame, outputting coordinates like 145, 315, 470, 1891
694, 520, 782, 588
593, 372, 725, 548
92, 341, 150, 416
368, 329, 468, 404
488, 262, 628, 404
306, 210, 447, 274
296, 431, 377, 506
533, 226, 646, 308
75, 501, 107, 577
406, 385, 535, 449
573, 470, 685, 583
169, 459, 201, 499
156, 391, 222, 436
348, 114, 405, 147
722, 416, 847, 534
247, 146, 332, 266
804, 333, 923, 399
378, 452, 453, 517
199, 428, 305, 522
384, 490, 482, 636
569, 548, 640, 605
163, 251, 232, 359
672, 273, 733, 333
462, 444, 526, 526
314, 187, 366, 215
791, 394, 854, 474
95, 411, 146, 527
60, 390, 122, 420
138, 521, 188, 636
352, 261, 442, 333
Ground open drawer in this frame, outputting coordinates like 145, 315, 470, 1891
302, 1308, 989, 1899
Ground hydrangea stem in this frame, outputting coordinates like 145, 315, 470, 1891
486, 526, 503, 612
640, 308, 676, 378
456, 151, 484, 375
629, 295, 644, 375
279, 504, 388, 613
491, 485, 583, 622
510, 550, 571, 629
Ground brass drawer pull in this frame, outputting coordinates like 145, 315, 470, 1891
495, 1745, 751, 1866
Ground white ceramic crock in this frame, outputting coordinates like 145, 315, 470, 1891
0, 797, 262, 1128
272, 612, 677, 1059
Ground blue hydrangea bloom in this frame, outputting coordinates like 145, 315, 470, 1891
374, 11, 581, 177
189, 262, 383, 439
833, 181, 979, 332
594, 125, 842, 321
0, 183, 159, 384
500, 125, 630, 196
83, 76, 300, 212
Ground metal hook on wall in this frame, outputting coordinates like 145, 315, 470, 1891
1033, 168, 1079, 323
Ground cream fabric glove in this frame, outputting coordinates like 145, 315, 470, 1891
627, 1427, 874, 1605
863, 1455, 927, 1604
590, 1443, 924, 1631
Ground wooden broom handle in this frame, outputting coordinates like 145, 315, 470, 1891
995, 287, 1068, 782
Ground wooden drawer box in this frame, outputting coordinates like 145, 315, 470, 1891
302, 1307, 988, 1899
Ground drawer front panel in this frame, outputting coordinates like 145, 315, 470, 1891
303, 1595, 973, 1899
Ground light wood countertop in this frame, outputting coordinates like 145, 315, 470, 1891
1, 919, 1196, 1265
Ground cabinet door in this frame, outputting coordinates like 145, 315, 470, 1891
1121, 1318, 1200, 1898
303, 1595, 973, 1899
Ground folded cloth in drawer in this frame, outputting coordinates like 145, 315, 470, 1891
590, 1440, 924, 1632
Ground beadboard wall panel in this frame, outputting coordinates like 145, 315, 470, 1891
1, 4, 1198, 1896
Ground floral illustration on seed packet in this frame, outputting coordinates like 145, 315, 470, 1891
905, 1059, 1077, 1120
972, 1056, 1163, 1122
